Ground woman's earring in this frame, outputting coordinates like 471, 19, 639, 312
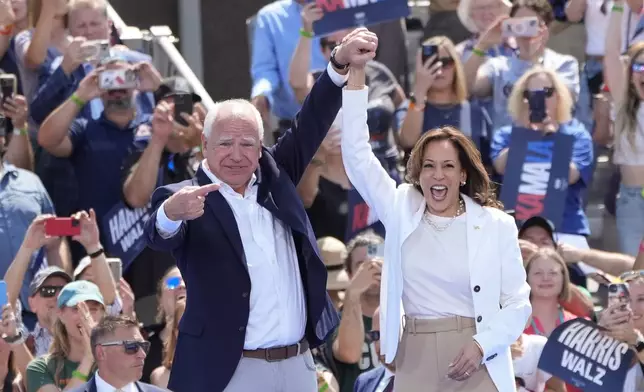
461, 180, 466, 186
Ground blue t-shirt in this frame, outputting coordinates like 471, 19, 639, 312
68, 112, 152, 242
422, 100, 492, 161
490, 121, 593, 236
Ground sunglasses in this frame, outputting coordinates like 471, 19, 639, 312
365, 330, 380, 343
437, 57, 455, 67
522, 87, 555, 99
99, 340, 151, 355
38, 285, 64, 298
619, 270, 644, 282
632, 63, 644, 73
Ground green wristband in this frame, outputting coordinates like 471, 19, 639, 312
71, 370, 88, 381
299, 28, 314, 38
471, 47, 486, 58
70, 93, 86, 108
612, 5, 624, 12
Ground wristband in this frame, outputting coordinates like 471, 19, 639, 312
471, 47, 486, 58
70, 93, 86, 108
71, 370, 88, 382
88, 248, 105, 259
612, 5, 624, 12
299, 29, 314, 38
12, 128, 27, 136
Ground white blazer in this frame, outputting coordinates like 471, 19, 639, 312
341, 88, 532, 392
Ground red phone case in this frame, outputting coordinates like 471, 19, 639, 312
44, 218, 81, 237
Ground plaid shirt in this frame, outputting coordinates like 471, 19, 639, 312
29, 322, 52, 357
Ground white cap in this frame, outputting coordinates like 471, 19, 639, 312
74, 256, 92, 280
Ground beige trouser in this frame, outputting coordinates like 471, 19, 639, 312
394, 316, 498, 392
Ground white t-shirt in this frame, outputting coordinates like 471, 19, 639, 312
623, 364, 644, 391
585, 0, 613, 55
513, 335, 552, 392
621, 4, 644, 53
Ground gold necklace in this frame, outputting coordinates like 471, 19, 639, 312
423, 198, 466, 232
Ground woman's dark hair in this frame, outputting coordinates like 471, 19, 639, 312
405, 126, 502, 209
509, 0, 554, 27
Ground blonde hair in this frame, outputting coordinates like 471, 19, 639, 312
421, 36, 468, 103
507, 66, 573, 125
162, 299, 185, 369
614, 44, 644, 154
525, 248, 571, 302
457, 0, 512, 33
68, 0, 108, 15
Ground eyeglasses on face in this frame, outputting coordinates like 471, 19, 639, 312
99, 340, 151, 355
522, 87, 555, 99
38, 286, 64, 298
632, 63, 644, 73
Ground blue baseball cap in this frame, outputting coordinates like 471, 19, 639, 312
57, 281, 104, 308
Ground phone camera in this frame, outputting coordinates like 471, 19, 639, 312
71, 219, 80, 227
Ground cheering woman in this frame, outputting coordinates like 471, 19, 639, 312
340, 66, 531, 390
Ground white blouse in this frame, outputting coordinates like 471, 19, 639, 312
402, 214, 475, 318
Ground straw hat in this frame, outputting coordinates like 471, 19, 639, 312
317, 237, 350, 291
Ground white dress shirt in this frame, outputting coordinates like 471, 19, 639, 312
94, 371, 137, 392
154, 62, 348, 349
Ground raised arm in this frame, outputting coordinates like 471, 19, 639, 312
341, 68, 397, 228
288, 3, 322, 104
604, 0, 627, 100
270, 28, 378, 185
250, 11, 280, 122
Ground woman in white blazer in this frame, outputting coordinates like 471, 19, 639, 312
341, 66, 532, 391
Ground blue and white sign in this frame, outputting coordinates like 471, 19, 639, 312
101, 201, 152, 270
311, 0, 411, 36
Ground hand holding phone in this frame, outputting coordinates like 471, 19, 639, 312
501, 17, 539, 38
44, 217, 81, 237
98, 69, 138, 90
173, 93, 194, 127
525, 89, 547, 124
421, 44, 438, 65
608, 283, 631, 312
0, 74, 16, 106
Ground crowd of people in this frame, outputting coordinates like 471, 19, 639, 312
0, 0, 644, 390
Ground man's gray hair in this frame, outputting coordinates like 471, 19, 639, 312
203, 99, 264, 141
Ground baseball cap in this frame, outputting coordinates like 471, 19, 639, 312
73, 256, 92, 280
518, 216, 556, 243
29, 267, 72, 297
57, 281, 105, 308
154, 76, 202, 104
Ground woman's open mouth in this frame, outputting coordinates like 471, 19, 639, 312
430, 185, 448, 201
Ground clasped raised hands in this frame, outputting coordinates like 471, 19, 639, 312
164, 184, 221, 221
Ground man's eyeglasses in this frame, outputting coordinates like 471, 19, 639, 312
99, 340, 151, 355
38, 286, 64, 298
619, 270, 644, 282
366, 330, 380, 343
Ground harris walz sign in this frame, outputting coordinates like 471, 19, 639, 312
538, 318, 633, 392
101, 201, 152, 270
346, 185, 385, 242
311, 0, 410, 36
499, 127, 574, 229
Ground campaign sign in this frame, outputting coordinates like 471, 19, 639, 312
311, 0, 411, 36
538, 318, 633, 392
346, 186, 385, 241
101, 201, 152, 270
499, 127, 574, 229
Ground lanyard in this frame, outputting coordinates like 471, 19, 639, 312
530, 308, 565, 336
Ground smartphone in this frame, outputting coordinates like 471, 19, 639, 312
165, 276, 182, 290
501, 17, 540, 38
0, 74, 16, 105
81, 39, 110, 62
98, 69, 138, 90
173, 93, 193, 127
44, 217, 81, 237
421, 44, 438, 65
0, 281, 7, 310
526, 90, 547, 124
367, 243, 385, 260
106, 258, 122, 282
608, 283, 631, 311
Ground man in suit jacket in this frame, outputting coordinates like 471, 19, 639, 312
69, 315, 170, 392
353, 308, 394, 392
144, 28, 379, 392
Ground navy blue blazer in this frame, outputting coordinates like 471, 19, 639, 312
353, 366, 388, 392
144, 70, 342, 392
66, 376, 169, 392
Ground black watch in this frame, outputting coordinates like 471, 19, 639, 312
330, 47, 349, 70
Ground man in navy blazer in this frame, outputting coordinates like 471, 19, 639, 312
144, 28, 379, 392
68, 315, 170, 392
